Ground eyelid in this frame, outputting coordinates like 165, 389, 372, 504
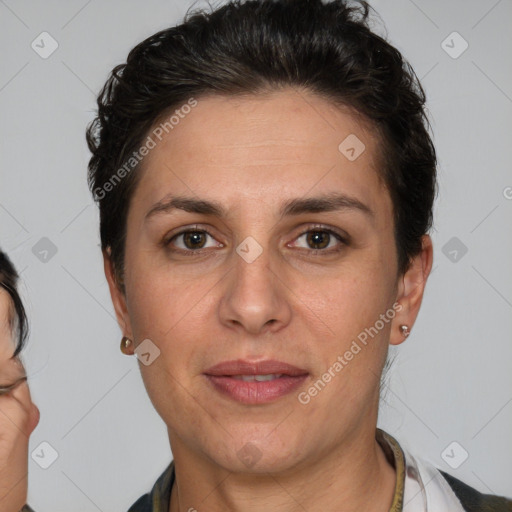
163, 225, 220, 248
295, 223, 349, 241
289, 224, 349, 253
163, 223, 349, 254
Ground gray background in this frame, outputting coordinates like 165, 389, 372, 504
0, 0, 511, 510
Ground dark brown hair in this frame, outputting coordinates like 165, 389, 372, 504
0, 250, 28, 358
87, 0, 437, 287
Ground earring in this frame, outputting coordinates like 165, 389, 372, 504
399, 325, 410, 338
120, 336, 133, 355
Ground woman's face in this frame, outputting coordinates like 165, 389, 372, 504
106, 89, 431, 472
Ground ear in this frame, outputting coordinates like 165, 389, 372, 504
103, 248, 134, 354
389, 234, 433, 346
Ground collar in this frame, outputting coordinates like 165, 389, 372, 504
144, 428, 407, 512
376, 427, 407, 511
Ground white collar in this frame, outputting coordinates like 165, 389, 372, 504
401, 448, 466, 511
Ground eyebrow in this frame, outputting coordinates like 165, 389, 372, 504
145, 193, 374, 222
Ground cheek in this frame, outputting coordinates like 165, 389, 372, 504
125, 253, 194, 338
299, 273, 391, 420
309, 259, 392, 333
126, 270, 201, 414
125, 263, 216, 385
301, 258, 394, 400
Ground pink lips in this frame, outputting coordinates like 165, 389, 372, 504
204, 359, 309, 405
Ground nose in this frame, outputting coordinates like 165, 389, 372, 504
218, 243, 292, 335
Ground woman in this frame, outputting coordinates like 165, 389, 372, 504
0, 250, 39, 512
85, 0, 511, 511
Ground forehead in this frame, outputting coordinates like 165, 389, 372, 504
0, 289, 15, 359
150, 89, 381, 166
0, 288, 12, 322
134, 88, 390, 219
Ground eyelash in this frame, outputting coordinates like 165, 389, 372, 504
164, 225, 348, 257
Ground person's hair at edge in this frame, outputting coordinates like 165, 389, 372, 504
0, 249, 29, 359
86, 0, 437, 293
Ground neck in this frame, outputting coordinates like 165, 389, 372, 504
168, 424, 397, 512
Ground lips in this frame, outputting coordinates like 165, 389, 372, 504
204, 359, 309, 405
204, 359, 309, 377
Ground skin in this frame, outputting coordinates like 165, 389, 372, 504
105, 88, 433, 512
0, 289, 40, 511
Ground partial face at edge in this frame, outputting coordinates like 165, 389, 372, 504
0, 289, 24, 382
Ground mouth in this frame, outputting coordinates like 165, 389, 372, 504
203, 359, 309, 405
230, 374, 286, 382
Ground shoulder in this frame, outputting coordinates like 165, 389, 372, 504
126, 460, 175, 512
378, 428, 512, 512
439, 470, 512, 512
126, 493, 152, 512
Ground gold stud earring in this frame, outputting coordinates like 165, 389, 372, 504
399, 325, 410, 338
120, 336, 133, 355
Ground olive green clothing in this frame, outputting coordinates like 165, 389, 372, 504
21, 428, 512, 511
125, 428, 512, 511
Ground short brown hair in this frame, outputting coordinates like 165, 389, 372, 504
0, 250, 28, 358
87, 0, 437, 287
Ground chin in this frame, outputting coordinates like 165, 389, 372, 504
205, 432, 303, 474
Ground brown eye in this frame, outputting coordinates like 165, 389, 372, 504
306, 231, 331, 250
165, 228, 222, 254
292, 227, 347, 254
182, 231, 208, 249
